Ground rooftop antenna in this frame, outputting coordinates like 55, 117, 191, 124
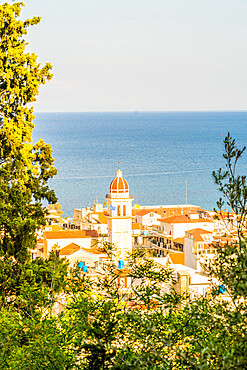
185, 180, 189, 232
186, 180, 188, 205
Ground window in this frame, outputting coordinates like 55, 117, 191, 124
197, 243, 203, 250
117, 205, 121, 216
123, 205, 126, 216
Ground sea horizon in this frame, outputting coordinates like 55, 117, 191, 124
35, 109, 247, 114
32, 111, 247, 217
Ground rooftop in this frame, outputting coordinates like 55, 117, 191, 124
91, 212, 108, 224
168, 252, 185, 265
59, 242, 105, 256
186, 228, 212, 242
44, 230, 98, 239
110, 169, 129, 194
160, 215, 213, 224
173, 237, 184, 245
132, 223, 143, 230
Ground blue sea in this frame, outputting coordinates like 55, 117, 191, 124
32, 112, 247, 217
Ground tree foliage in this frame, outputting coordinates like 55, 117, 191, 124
0, 2, 57, 263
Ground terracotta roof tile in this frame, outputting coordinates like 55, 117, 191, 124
59, 242, 105, 256
44, 230, 98, 239
132, 206, 201, 217
173, 237, 184, 245
91, 212, 108, 224
186, 228, 212, 242
169, 252, 185, 264
132, 223, 143, 230
82, 246, 105, 255
49, 225, 64, 231
59, 243, 80, 255
135, 209, 156, 216
160, 215, 213, 224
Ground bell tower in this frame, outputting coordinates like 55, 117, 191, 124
106, 166, 133, 259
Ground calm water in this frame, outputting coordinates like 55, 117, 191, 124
32, 112, 247, 217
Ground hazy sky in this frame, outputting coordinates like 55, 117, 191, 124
14, 0, 247, 111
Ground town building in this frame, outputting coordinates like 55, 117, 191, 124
59, 242, 106, 267
134, 210, 161, 227
153, 257, 214, 298
159, 213, 214, 239
184, 228, 214, 271
143, 212, 214, 257
42, 230, 98, 256
36, 229, 106, 268
184, 228, 236, 272
74, 203, 108, 235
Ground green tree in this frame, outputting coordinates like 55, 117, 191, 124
168, 133, 247, 369
47, 202, 63, 216
0, 2, 57, 263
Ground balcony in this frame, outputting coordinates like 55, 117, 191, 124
149, 239, 170, 249
150, 228, 170, 237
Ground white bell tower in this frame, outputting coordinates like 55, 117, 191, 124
106, 165, 133, 260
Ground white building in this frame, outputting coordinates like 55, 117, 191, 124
59, 242, 106, 267
106, 168, 133, 260
184, 228, 215, 271
42, 230, 98, 257
74, 203, 108, 235
159, 214, 214, 239
153, 258, 214, 298
134, 210, 161, 227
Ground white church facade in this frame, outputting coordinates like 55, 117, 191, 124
106, 168, 133, 260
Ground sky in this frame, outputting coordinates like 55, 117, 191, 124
11, 0, 247, 112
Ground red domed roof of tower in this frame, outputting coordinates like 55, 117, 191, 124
110, 169, 129, 194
